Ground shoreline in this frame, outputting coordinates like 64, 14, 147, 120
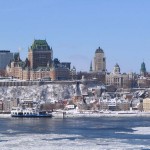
0, 114, 11, 118
1, 111, 150, 118
52, 110, 150, 118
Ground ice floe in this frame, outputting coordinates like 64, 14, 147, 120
0, 133, 150, 150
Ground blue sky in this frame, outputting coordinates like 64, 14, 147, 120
0, 0, 150, 73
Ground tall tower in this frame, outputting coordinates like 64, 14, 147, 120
140, 62, 146, 76
28, 40, 53, 69
89, 61, 93, 72
93, 47, 106, 72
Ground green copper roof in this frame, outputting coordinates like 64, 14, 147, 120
29, 40, 51, 51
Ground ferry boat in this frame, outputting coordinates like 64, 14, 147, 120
11, 107, 52, 118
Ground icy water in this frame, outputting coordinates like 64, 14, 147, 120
0, 117, 150, 150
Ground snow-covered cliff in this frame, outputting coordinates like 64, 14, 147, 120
0, 84, 75, 102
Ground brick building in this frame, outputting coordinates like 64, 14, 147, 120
28, 40, 53, 69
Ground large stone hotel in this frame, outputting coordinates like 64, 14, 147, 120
6, 40, 71, 81
3, 41, 145, 89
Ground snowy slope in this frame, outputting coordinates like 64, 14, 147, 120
0, 84, 75, 102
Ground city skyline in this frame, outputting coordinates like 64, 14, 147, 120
0, 0, 150, 73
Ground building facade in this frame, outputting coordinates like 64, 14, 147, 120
6, 52, 23, 79
106, 63, 131, 88
143, 98, 150, 112
50, 66, 71, 81
0, 50, 13, 76
28, 40, 53, 69
0, 50, 13, 69
6, 40, 71, 81
93, 47, 106, 72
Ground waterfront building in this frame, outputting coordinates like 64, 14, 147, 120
116, 100, 130, 111
2, 98, 19, 112
143, 98, 150, 112
0, 50, 13, 76
93, 47, 106, 72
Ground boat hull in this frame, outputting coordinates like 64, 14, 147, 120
11, 114, 52, 118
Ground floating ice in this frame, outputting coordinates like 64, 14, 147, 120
0, 133, 150, 150
132, 127, 150, 135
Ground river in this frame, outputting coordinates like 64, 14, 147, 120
0, 117, 150, 150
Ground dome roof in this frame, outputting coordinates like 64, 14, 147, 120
95, 47, 104, 53
115, 63, 119, 68
113, 63, 120, 74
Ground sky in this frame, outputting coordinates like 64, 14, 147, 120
0, 0, 150, 73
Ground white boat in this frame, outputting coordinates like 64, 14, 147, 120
11, 107, 52, 118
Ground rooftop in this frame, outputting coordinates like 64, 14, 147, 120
95, 47, 104, 53
115, 63, 120, 68
29, 39, 51, 51
0, 50, 10, 53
